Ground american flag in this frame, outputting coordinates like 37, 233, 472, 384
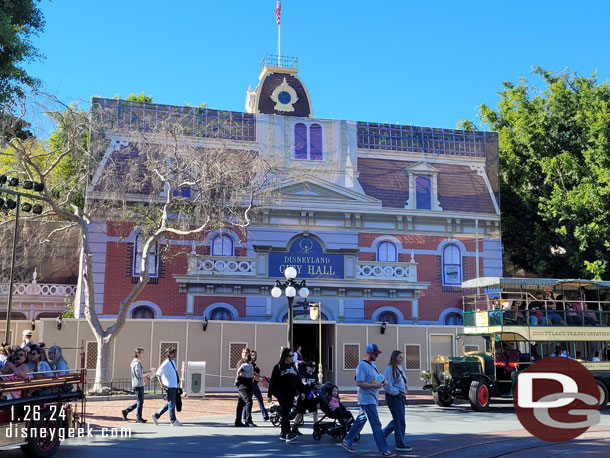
275, 0, 281, 25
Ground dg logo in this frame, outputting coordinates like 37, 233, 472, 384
514, 356, 600, 441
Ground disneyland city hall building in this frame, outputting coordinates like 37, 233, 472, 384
53, 55, 500, 388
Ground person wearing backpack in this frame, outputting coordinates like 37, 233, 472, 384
382, 350, 412, 452
340, 343, 395, 457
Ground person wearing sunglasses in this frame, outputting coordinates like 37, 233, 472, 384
268, 347, 305, 442
1, 348, 29, 399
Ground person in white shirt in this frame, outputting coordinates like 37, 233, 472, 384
293, 345, 304, 367
21, 330, 33, 348
152, 347, 182, 426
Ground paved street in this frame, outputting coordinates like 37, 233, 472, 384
3, 402, 609, 457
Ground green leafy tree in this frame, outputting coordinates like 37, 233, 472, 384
0, 0, 45, 104
465, 68, 610, 279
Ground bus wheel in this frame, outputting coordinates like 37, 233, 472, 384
21, 409, 62, 458
433, 388, 454, 407
469, 379, 490, 412
596, 379, 609, 410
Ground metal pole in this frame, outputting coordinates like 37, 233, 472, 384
318, 309, 323, 384
288, 295, 294, 350
4, 194, 20, 345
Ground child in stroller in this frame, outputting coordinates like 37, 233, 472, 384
313, 383, 360, 442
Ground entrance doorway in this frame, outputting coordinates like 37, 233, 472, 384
293, 322, 335, 384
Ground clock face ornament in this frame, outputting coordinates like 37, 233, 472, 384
270, 78, 299, 112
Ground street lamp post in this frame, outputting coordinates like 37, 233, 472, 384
270, 266, 309, 349
0, 176, 45, 345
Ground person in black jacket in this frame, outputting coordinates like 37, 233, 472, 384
267, 347, 304, 442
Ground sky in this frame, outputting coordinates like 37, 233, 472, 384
24, 0, 610, 131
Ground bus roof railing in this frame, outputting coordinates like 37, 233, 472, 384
461, 277, 610, 290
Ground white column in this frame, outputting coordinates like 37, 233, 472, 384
411, 298, 419, 324
186, 294, 194, 318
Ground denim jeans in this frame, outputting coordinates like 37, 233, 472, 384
126, 386, 145, 419
156, 387, 177, 423
530, 315, 547, 326
246, 382, 268, 421
383, 393, 407, 448
344, 404, 390, 453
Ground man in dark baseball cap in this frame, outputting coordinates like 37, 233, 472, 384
341, 343, 394, 456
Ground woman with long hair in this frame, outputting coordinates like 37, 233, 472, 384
47, 345, 70, 375
267, 347, 303, 442
382, 350, 412, 452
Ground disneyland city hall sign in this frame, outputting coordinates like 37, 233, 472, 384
268, 236, 344, 279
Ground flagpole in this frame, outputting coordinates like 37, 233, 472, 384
278, 22, 281, 66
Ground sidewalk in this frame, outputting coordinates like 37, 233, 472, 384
85, 390, 433, 428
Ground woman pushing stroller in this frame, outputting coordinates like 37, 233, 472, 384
268, 347, 305, 442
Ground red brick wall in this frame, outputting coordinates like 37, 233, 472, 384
103, 242, 187, 316
364, 300, 412, 320
194, 296, 246, 317
358, 233, 484, 322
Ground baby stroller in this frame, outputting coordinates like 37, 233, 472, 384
268, 400, 303, 427
312, 383, 359, 442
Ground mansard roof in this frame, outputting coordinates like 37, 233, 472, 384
357, 157, 497, 214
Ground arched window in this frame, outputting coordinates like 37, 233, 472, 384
131, 306, 155, 319
209, 307, 233, 320
442, 244, 462, 286
133, 233, 159, 277
377, 241, 397, 262
212, 235, 233, 256
294, 122, 323, 161
416, 176, 431, 210
444, 312, 463, 325
309, 124, 323, 160
378, 311, 398, 324
294, 123, 308, 160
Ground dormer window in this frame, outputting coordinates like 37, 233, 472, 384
405, 162, 442, 211
294, 122, 323, 161
415, 176, 431, 210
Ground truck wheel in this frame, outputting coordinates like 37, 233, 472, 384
21, 409, 63, 458
433, 388, 454, 407
596, 379, 609, 410
469, 379, 490, 412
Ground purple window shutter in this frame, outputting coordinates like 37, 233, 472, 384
295, 123, 307, 160
416, 176, 432, 210
309, 124, 323, 160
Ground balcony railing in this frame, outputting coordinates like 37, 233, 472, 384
187, 255, 256, 276
356, 261, 417, 282
0, 283, 76, 297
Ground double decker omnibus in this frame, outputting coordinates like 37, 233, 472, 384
420, 277, 610, 411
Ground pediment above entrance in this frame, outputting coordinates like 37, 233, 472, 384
273, 175, 382, 206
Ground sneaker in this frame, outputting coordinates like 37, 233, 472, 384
340, 441, 357, 453
235, 422, 246, 427
396, 446, 413, 452
285, 432, 298, 442
151, 414, 158, 426
279, 434, 286, 441
171, 420, 183, 426
380, 452, 396, 457
292, 426, 303, 436
135, 418, 148, 423
245, 422, 258, 427
263, 417, 270, 422
121, 410, 128, 421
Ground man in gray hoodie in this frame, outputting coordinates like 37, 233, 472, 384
122, 347, 156, 423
